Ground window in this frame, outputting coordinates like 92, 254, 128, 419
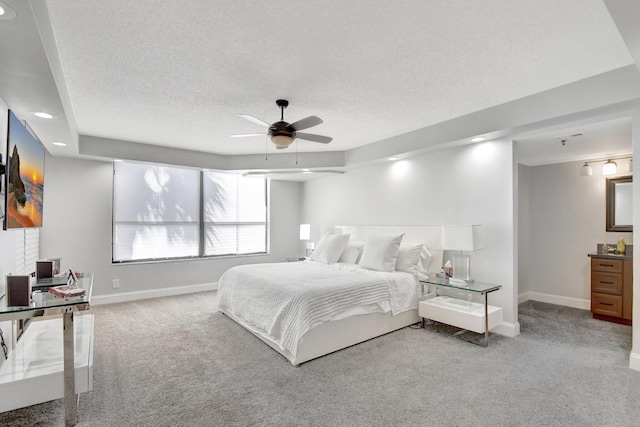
113, 162, 267, 262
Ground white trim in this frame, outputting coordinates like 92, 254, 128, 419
92, 282, 217, 305
492, 321, 520, 337
518, 291, 590, 310
630, 352, 640, 371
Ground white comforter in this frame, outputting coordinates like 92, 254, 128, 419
215, 260, 418, 358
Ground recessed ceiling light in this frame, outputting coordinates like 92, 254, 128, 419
388, 157, 399, 161
32, 111, 54, 119
0, 2, 16, 20
471, 137, 485, 142
52, 142, 67, 147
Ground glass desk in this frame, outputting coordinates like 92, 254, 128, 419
419, 277, 501, 347
0, 274, 93, 426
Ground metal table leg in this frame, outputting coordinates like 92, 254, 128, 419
483, 292, 489, 347
63, 310, 76, 426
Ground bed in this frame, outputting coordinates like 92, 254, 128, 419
216, 226, 442, 366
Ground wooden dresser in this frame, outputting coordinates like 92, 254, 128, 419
589, 247, 632, 326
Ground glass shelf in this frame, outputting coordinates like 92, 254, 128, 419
419, 277, 501, 294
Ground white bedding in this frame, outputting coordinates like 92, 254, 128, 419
215, 260, 418, 358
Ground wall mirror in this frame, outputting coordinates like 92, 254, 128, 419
606, 175, 632, 232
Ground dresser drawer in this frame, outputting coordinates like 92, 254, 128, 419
591, 258, 623, 273
591, 293, 623, 318
591, 273, 623, 295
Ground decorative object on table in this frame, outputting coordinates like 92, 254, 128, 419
49, 257, 62, 275
442, 224, 479, 283
443, 260, 453, 278
49, 284, 85, 298
299, 223, 314, 257
36, 259, 54, 280
6, 275, 31, 306
617, 238, 626, 255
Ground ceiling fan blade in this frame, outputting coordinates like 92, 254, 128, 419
289, 115, 323, 131
275, 145, 288, 150
239, 114, 270, 128
230, 133, 265, 138
296, 132, 333, 144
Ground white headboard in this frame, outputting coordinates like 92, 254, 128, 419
334, 225, 443, 272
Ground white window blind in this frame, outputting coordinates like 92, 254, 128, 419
112, 162, 267, 262
203, 172, 267, 256
15, 228, 39, 275
113, 162, 200, 262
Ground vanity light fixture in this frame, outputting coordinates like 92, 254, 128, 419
471, 137, 485, 142
602, 160, 617, 176
580, 163, 593, 176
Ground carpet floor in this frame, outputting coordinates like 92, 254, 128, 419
1, 294, 639, 426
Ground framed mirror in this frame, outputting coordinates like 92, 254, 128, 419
606, 175, 632, 232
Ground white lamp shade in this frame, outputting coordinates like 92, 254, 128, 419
602, 160, 617, 176
299, 224, 311, 241
580, 163, 593, 176
442, 225, 478, 251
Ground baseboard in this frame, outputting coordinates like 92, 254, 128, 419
518, 291, 590, 310
630, 352, 640, 371
492, 321, 520, 337
92, 282, 218, 305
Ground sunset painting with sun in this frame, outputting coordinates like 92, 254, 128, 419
5, 111, 45, 229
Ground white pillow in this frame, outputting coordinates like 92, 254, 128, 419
338, 241, 365, 264
395, 244, 424, 276
310, 234, 350, 264
359, 234, 404, 272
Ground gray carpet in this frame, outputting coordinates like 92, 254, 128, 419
1, 294, 639, 426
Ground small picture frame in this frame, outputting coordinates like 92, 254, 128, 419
36, 260, 54, 280
49, 257, 62, 275
6, 275, 31, 307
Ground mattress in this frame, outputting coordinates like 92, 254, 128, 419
215, 260, 418, 359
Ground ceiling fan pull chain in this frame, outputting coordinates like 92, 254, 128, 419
265, 134, 268, 161
296, 140, 299, 165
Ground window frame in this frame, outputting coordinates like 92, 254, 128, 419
112, 162, 269, 264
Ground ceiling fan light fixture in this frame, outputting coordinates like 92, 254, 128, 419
271, 134, 294, 148
602, 160, 617, 176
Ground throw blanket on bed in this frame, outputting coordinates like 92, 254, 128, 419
216, 261, 415, 357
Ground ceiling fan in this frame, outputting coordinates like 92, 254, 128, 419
231, 100, 332, 149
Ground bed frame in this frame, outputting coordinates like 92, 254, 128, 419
220, 225, 442, 366
220, 308, 419, 366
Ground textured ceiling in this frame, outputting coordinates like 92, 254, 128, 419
41, 0, 634, 157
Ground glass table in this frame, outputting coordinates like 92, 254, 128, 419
419, 277, 501, 347
0, 274, 93, 426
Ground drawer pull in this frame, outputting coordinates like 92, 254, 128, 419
600, 264, 615, 267
599, 281, 614, 285
600, 302, 614, 306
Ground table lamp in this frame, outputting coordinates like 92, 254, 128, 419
442, 225, 478, 283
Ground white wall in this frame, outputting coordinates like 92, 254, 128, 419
518, 164, 531, 295
524, 160, 632, 308
631, 109, 640, 371
39, 155, 303, 301
301, 140, 520, 336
